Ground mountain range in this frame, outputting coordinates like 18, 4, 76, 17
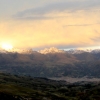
0, 47, 100, 77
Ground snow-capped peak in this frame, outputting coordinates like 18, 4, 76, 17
66, 49, 93, 54
38, 47, 65, 54
91, 49, 100, 54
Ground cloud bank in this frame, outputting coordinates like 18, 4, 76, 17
13, 0, 100, 20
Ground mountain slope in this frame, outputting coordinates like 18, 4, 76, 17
0, 48, 100, 77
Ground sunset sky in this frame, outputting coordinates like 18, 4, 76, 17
0, 0, 100, 50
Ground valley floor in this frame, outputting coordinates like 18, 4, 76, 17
50, 76, 100, 83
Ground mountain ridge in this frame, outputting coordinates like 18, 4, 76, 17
0, 47, 100, 77
1, 47, 100, 54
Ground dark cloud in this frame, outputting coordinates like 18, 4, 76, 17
13, 0, 100, 20
14, 16, 66, 20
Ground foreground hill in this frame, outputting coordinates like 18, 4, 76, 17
0, 47, 100, 77
0, 73, 100, 100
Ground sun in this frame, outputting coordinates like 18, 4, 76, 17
1, 43, 13, 50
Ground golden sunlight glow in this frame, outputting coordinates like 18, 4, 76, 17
0, 10, 100, 49
1, 43, 13, 50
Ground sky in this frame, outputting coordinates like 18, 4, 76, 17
0, 0, 100, 50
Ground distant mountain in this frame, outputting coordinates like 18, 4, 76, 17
66, 49, 95, 54
1, 47, 100, 54
67, 49, 86, 54
91, 49, 100, 54
38, 47, 65, 54
0, 47, 100, 78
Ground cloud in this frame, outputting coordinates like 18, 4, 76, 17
13, 0, 100, 20
64, 24, 94, 27
14, 16, 65, 20
90, 30, 100, 42
91, 37, 100, 42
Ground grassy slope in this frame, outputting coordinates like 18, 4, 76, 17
0, 73, 100, 100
